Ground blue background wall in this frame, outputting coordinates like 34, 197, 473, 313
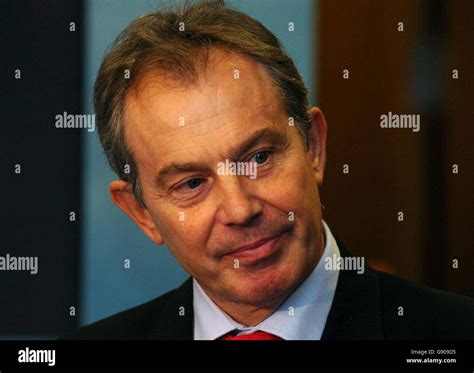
81, 0, 316, 325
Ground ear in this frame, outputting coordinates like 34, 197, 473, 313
109, 180, 164, 245
307, 107, 327, 186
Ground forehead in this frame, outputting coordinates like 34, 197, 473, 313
123, 48, 287, 168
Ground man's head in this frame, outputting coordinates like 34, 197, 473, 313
95, 0, 328, 314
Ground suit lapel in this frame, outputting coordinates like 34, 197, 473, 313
147, 277, 194, 340
321, 238, 385, 339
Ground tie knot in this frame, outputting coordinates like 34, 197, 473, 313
220, 330, 283, 340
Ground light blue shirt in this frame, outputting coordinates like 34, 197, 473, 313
193, 220, 341, 340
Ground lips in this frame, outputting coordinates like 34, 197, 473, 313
232, 234, 281, 254
222, 230, 287, 265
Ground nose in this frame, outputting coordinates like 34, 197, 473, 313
214, 175, 263, 226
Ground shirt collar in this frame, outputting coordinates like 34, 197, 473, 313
193, 220, 341, 340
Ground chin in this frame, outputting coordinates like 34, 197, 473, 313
226, 261, 301, 307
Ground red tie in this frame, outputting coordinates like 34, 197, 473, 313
220, 330, 283, 340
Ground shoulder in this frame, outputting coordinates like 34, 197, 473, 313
376, 270, 474, 339
60, 279, 192, 340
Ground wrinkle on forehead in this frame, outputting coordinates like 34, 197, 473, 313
125, 49, 282, 127
123, 48, 286, 166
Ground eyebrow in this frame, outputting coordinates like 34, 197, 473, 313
154, 127, 289, 187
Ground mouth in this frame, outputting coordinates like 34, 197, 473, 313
223, 230, 288, 266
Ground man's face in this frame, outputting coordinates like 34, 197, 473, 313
121, 49, 326, 308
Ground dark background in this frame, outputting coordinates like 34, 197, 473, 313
319, 0, 474, 296
1, 0, 83, 335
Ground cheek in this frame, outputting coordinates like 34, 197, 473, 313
256, 160, 314, 212
148, 206, 213, 262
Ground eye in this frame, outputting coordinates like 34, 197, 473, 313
180, 178, 203, 190
251, 150, 272, 165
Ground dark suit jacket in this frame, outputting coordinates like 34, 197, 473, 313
63, 239, 474, 340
